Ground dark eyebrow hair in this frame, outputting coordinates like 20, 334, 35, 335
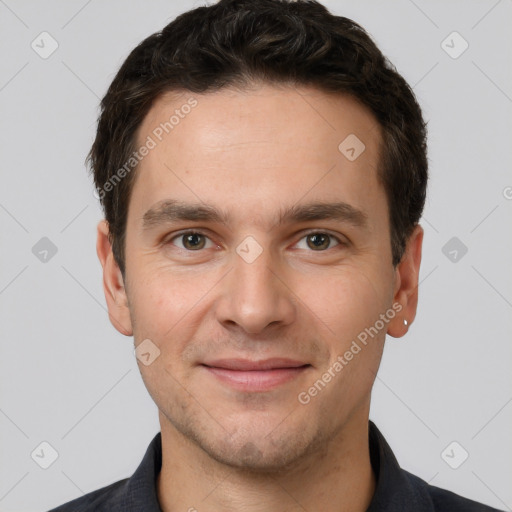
279, 201, 368, 227
142, 199, 368, 230
142, 200, 227, 228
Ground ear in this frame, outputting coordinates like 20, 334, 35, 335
387, 224, 423, 338
96, 220, 133, 336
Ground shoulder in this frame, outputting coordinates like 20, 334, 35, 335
46, 478, 128, 512
403, 470, 504, 512
46, 431, 162, 511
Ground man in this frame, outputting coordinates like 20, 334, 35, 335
49, 0, 502, 510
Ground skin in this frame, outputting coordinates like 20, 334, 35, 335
97, 83, 423, 511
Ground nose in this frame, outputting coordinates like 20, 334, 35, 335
214, 241, 297, 334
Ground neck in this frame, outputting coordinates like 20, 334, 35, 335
156, 411, 376, 512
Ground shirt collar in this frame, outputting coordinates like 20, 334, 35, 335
119, 431, 163, 511
366, 421, 433, 510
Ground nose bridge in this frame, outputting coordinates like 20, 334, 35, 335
216, 236, 295, 333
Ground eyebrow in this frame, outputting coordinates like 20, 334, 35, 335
142, 199, 368, 231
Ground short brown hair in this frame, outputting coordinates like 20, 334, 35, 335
88, 0, 428, 276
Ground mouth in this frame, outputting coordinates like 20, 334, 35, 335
200, 358, 311, 392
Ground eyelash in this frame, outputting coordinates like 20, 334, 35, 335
165, 229, 346, 252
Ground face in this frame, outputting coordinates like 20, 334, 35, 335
98, 83, 422, 471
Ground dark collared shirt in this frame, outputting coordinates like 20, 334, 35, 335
48, 421, 502, 511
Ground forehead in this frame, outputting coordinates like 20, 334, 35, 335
138, 84, 380, 156
130, 84, 385, 225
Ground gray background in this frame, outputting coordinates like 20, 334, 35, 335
0, 0, 511, 510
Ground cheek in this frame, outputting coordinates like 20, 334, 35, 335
127, 263, 219, 347
128, 271, 201, 393
128, 269, 186, 339
296, 264, 389, 341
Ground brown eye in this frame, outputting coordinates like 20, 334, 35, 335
182, 233, 205, 250
296, 232, 341, 251
307, 233, 330, 250
170, 232, 213, 251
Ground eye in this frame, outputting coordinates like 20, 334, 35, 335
168, 231, 215, 251
295, 232, 342, 251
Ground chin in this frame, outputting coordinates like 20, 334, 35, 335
193, 419, 327, 474
157, 389, 337, 472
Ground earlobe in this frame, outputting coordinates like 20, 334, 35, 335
96, 220, 133, 336
387, 224, 423, 339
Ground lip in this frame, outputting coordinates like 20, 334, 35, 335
200, 358, 311, 392
202, 358, 308, 371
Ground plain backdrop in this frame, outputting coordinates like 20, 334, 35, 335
0, 1, 511, 511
